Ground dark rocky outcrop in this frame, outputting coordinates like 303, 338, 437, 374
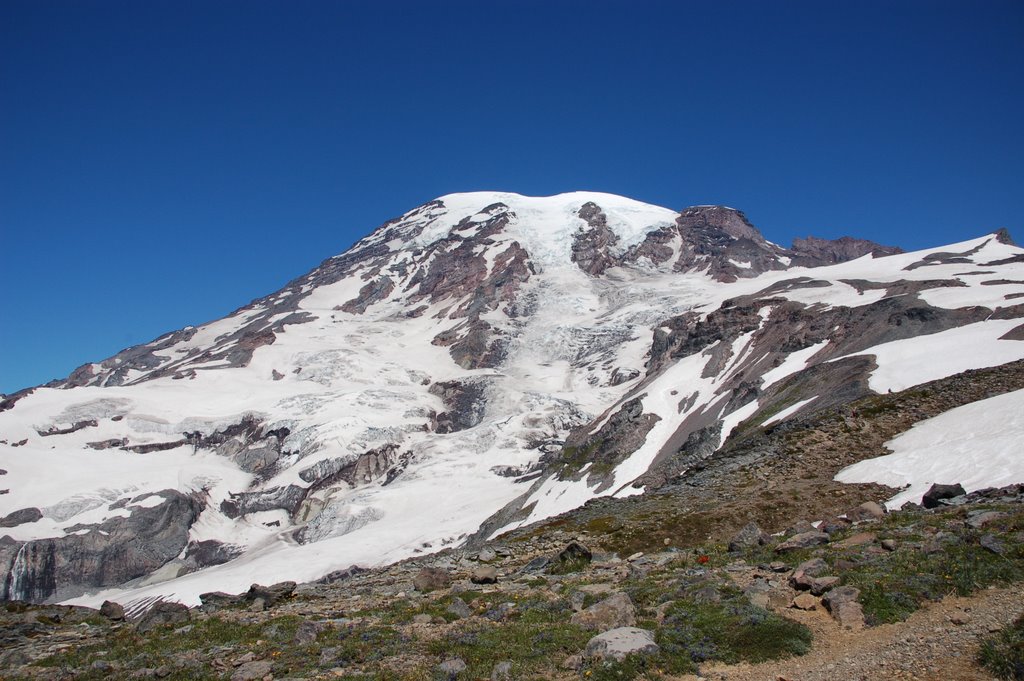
220, 485, 306, 520
790, 235, 902, 265
572, 202, 621, 276
430, 380, 489, 434
0, 507, 42, 528
0, 490, 202, 603
922, 482, 967, 508
557, 397, 661, 489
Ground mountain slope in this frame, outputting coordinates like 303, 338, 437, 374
0, 192, 1021, 607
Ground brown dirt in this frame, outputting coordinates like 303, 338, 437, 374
676, 586, 1023, 681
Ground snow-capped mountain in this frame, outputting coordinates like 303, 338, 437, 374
2, 191, 1022, 607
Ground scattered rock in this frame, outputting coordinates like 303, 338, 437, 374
585, 626, 660, 662
881, 538, 898, 551
477, 547, 497, 562
438, 657, 467, 678
792, 593, 818, 610
570, 592, 637, 631
776, 531, 829, 553
135, 602, 191, 634
247, 581, 296, 608
728, 522, 771, 552
230, 659, 273, 681
447, 596, 471, 619
846, 501, 886, 522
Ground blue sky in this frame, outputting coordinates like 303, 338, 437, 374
2, 0, 1022, 394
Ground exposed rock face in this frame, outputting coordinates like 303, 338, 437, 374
558, 398, 661, 489
572, 202, 621, 275
0, 490, 202, 602
220, 485, 306, 520
791, 235, 902, 265
0, 508, 42, 528
430, 380, 489, 434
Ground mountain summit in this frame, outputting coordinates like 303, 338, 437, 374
1, 192, 1022, 607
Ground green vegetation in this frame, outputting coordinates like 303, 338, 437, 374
979, 613, 1024, 680
829, 507, 1024, 624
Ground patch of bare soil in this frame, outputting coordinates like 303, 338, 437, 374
678, 586, 1023, 681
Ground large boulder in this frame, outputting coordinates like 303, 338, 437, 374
922, 483, 966, 508
413, 567, 452, 592
570, 593, 637, 631
585, 627, 660, 662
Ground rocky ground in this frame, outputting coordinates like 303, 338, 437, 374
1, 482, 1022, 680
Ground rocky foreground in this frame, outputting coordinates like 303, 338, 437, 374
1, 480, 1022, 681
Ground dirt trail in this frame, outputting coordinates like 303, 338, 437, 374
676, 586, 1022, 681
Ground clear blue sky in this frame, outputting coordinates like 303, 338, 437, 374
2, 0, 1022, 394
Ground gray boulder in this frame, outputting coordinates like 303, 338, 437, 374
413, 567, 452, 592
775, 531, 829, 553
584, 627, 660, 662
570, 592, 637, 631
471, 566, 498, 585
135, 601, 191, 634
727, 522, 770, 552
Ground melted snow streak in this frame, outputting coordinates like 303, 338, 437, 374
0, 192, 1022, 606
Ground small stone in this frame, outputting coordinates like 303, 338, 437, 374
627, 552, 644, 561
881, 539, 898, 551
775, 531, 829, 553
230, 659, 273, 681
950, 613, 971, 625
792, 593, 818, 610
447, 596, 471, 619
809, 576, 841, 596
477, 547, 497, 562
293, 620, 323, 644
491, 661, 513, 681
438, 657, 467, 677
412, 613, 433, 624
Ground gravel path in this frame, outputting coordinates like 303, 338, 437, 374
677, 586, 1023, 681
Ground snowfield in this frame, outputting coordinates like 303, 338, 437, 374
835, 388, 1024, 509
